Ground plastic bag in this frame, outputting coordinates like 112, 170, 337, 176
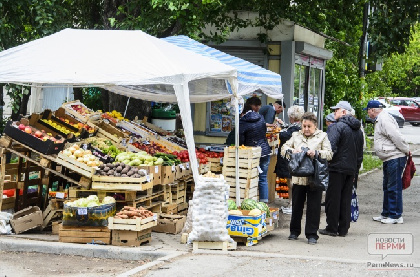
288, 147, 314, 177
309, 151, 329, 191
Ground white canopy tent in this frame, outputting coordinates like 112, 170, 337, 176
0, 28, 238, 187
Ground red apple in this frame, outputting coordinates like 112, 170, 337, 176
34, 131, 42, 138
24, 127, 32, 134
18, 124, 26, 131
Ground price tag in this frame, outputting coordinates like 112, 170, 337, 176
146, 175, 151, 182
155, 166, 159, 173
153, 214, 157, 221
103, 119, 110, 124
273, 213, 278, 220
121, 138, 127, 146
56, 192, 65, 199
171, 165, 176, 172
257, 166, 263, 174
269, 218, 273, 226
77, 207, 87, 215
180, 164, 184, 170
225, 191, 229, 200
186, 162, 190, 169
274, 148, 279, 155
129, 137, 133, 144
82, 143, 88, 150
220, 158, 223, 165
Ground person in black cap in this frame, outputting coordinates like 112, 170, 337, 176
319, 101, 364, 237
259, 100, 285, 127
325, 113, 336, 131
365, 100, 409, 224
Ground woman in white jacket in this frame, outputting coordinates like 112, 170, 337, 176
281, 112, 333, 245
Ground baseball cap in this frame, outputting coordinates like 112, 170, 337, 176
330, 101, 352, 111
325, 113, 336, 122
363, 100, 384, 110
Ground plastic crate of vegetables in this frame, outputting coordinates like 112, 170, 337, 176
63, 195, 116, 227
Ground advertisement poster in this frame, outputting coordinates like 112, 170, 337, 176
210, 114, 222, 132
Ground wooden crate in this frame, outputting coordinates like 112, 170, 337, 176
1, 197, 15, 210
55, 152, 96, 178
224, 147, 261, 159
108, 215, 157, 231
229, 186, 258, 199
91, 174, 153, 191
224, 176, 259, 188
198, 163, 210, 174
164, 184, 172, 204
171, 182, 186, 204
42, 202, 63, 229
223, 157, 260, 169
222, 167, 259, 179
128, 190, 165, 213
162, 203, 177, 214
61, 101, 100, 123
95, 121, 128, 144
59, 224, 111, 244
176, 202, 188, 215
68, 188, 137, 202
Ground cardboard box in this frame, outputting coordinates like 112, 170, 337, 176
227, 210, 266, 239
139, 165, 161, 185
112, 228, 152, 247
152, 214, 186, 234
161, 166, 175, 185
10, 206, 43, 234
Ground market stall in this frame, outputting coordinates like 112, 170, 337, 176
0, 29, 283, 247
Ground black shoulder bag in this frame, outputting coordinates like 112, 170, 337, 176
309, 151, 329, 191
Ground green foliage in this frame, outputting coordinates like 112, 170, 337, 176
360, 153, 382, 174
82, 87, 103, 111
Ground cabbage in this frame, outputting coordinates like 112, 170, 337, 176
102, 196, 116, 204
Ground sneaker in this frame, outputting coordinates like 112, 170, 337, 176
308, 237, 317, 245
373, 215, 388, 222
288, 234, 298, 240
318, 228, 337, 237
381, 217, 403, 224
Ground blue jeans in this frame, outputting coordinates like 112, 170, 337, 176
382, 156, 407, 219
258, 155, 271, 202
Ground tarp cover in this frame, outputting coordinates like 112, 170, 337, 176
0, 28, 237, 103
163, 35, 282, 99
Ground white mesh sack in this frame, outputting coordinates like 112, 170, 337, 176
187, 175, 232, 243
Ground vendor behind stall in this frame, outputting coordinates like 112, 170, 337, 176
259, 100, 286, 127
239, 104, 271, 203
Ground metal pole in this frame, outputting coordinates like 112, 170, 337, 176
235, 96, 240, 207
124, 97, 131, 117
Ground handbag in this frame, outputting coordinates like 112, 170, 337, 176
402, 152, 416, 190
309, 151, 329, 191
350, 186, 359, 222
288, 147, 314, 177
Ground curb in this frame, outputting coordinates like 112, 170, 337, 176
0, 236, 186, 262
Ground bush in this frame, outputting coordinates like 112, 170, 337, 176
361, 154, 382, 174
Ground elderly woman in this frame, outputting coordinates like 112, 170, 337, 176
239, 104, 271, 203
281, 112, 333, 245
275, 105, 305, 213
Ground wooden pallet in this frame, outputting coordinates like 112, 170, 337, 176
55, 152, 95, 178
108, 215, 157, 231
176, 202, 188, 215
59, 224, 111, 244
128, 190, 165, 213
192, 241, 237, 251
91, 174, 153, 191
68, 188, 137, 202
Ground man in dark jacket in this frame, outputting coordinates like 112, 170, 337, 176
319, 101, 364, 237
239, 104, 271, 202
259, 100, 285, 127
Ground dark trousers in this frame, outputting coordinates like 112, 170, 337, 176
290, 184, 323, 239
382, 156, 406, 219
325, 171, 354, 235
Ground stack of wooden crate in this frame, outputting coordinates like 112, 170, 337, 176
222, 147, 261, 201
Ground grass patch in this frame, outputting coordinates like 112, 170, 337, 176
360, 153, 382, 174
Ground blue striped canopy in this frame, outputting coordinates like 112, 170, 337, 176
162, 35, 283, 99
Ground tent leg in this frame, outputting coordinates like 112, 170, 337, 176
124, 97, 131, 118
235, 98, 240, 207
